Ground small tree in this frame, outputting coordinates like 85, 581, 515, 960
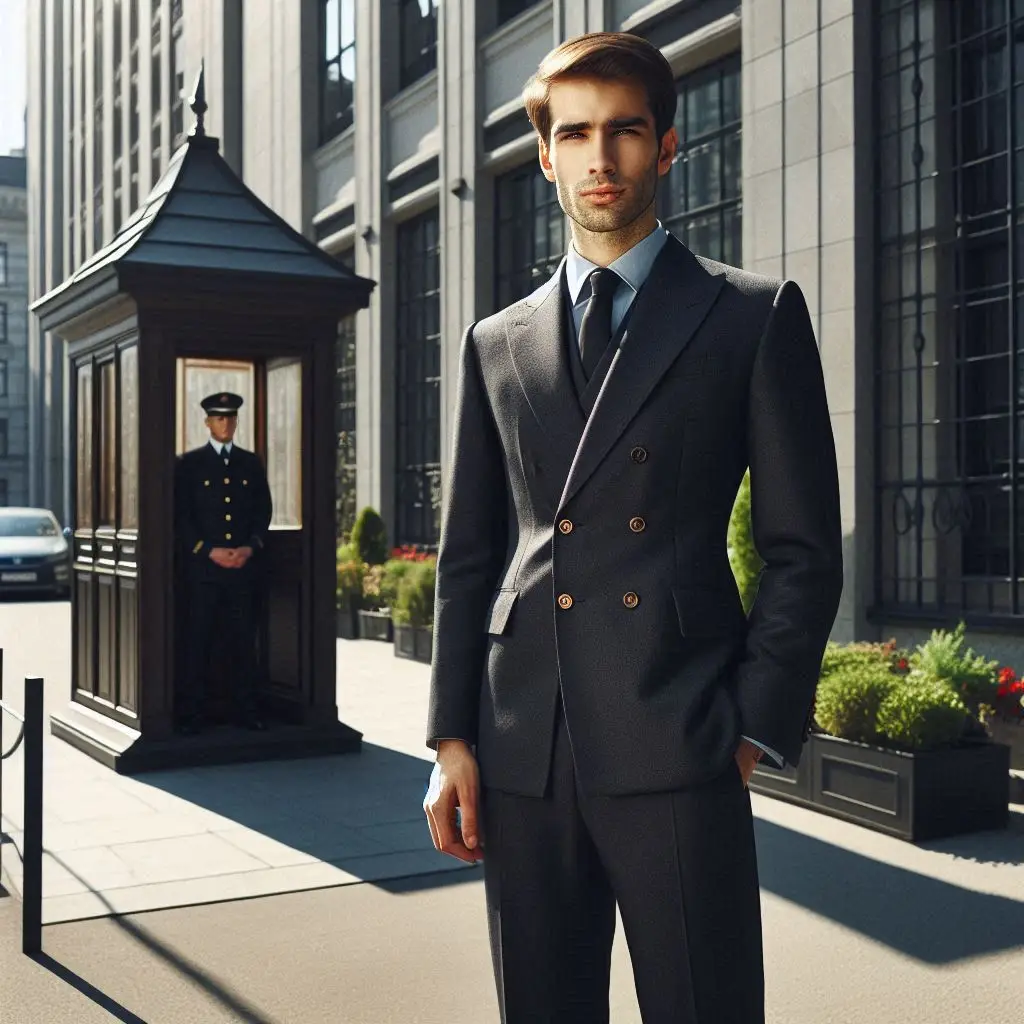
351, 506, 388, 565
727, 469, 764, 615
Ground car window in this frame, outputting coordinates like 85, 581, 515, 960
0, 515, 60, 537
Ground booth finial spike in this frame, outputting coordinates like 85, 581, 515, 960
188, 61, 208, 138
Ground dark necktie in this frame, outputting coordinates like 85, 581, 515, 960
222, 446, 230, 467
579, 268, 620, 379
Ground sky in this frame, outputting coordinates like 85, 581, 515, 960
0, 0, 27, 156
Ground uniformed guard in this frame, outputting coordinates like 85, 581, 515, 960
173, 391, 273, 734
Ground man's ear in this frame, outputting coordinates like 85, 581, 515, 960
538, 135, 556, 183
657, 125, 678, 178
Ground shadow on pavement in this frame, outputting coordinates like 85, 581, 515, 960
132, 741, 478, 892
38, 853, 276, 1024
754, 813, 1024, 963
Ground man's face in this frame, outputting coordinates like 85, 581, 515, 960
539, 76, 677, 236
205, 414, 238, 443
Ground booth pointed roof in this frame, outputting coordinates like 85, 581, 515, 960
34, 63, 373, 329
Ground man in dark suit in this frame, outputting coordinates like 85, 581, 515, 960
423, 32, 844, 1024
174, 391, 273, 734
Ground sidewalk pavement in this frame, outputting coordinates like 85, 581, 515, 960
1, 600, 1024, 1023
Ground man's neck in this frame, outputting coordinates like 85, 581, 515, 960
570, 208, 659, 268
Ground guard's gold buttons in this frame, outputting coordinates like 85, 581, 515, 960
224, 477, 230, 484
204, 479, 210, 486
225, 496, 231, 503
557, 593, 574, 610
623, 592, 639, 609
558, 519, 574, 534
630, 446, 648, 464
225, 533, 232, 540
243, 479, 248, 485
225, 514, 232, 521
629, 516, 646, 533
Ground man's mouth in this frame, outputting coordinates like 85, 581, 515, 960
581, 185, 625, 206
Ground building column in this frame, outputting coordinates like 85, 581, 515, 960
554, 0, 606, 40
741, 0, 871, 643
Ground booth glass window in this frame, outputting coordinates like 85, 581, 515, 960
495, 162, 565, 307
396, 209, 442, 548
266, 360, 302, 528
120, 345, 139, 529
99, 361, 117, 526
77, 363, 94, 528
175, 358, 255, 454
660, 54, 742, 265
321, 0, 355, 142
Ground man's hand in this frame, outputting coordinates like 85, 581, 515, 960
232, 545, 254, 568
424, 740, 485, 864
208, 546, 238, 568
734, 738, 764, 789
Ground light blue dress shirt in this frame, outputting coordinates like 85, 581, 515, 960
209, 439, 233, 457
566, 223, 785, 770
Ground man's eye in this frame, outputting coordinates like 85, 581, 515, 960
562, 132, 584, 140
615, 128, 638, 135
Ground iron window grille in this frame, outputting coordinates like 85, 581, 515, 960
659, 53, 742, 264
395, 209, 442, 549
399, 0, 438, 90
321, 0, 356, 143
875, 0, 1024, 624
494, 163, 566, 308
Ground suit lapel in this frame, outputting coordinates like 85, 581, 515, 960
506, 260, 587, 505
558, 236, 726, 510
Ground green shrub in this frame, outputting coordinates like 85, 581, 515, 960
379, 558, 416, 610
727, 469, 764, 615
820, 640, 897, 680
351, 507, 388, 565
361, 563, 386, 611
392, 558, 437, 628
876, 676, 970, 750
907, 621, 998, 708
813, 664, 898, 743
335, 556, 365, 612
336, 541, 359, 565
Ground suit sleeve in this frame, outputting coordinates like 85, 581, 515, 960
733, 280, 844, 768
249, 453, 273, 550
425, 324, 510, 751
174, 456, 208, 559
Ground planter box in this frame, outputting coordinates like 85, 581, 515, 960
749, 732, 1010, 842
357, 609, 393, 642
394, 623, 433, 664
336, 607, 357, 640
985, 716, 1024, 772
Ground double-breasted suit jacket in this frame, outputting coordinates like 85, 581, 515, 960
426, 235, 844, 798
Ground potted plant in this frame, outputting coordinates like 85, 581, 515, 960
335, 543, 364, 640
749, 624, 1011, 841
351, 508, 393, 641
392, 556, 436, 664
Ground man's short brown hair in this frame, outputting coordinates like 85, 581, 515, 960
522, 32, 678, 145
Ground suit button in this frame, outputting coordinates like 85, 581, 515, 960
629, 516, 646, 533
557, 593, 574, 610
224, 477, 230, 484
623, 592, 639, 608
225, 533, 232, 541
225, 514, 232, 521
225, 496, 231, 503
630, 446, 648, 464
558, 519, 573, 534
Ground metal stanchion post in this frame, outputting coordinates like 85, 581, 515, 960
22, 677, 43, 955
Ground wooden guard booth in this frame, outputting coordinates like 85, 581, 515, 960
31, 69, 375, 772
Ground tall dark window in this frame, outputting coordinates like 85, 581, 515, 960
399, 0, 438, 89
0, 480, 7, 506
321, 0, 355, 143
660, 54, 742, 265
875, 0, 1024, 622
494, 163, 565, 307
497, 0, 536, 25
0, 360, 7, 397
170, 19, 185, 146
0, 419, 8, 458
395, 210, 441, 548
0, 303, 7, 342
336, 250, 358, 544
0, 242, 7, 284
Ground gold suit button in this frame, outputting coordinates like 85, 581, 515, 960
225, 514, 232, 521
225, 533, 232, 540
225, 496, 231, 503
558, 519, 574, 535
623, 592, 639, 609
557, 593, 574, 610
204, 479, 210, 486
629, 516, 646, 533
224, 477, 230, 484
630, 446, 648, 464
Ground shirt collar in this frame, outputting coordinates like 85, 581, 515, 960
209, 439, 232, 455
565, 221, 669, 305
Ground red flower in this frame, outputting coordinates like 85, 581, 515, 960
999, 667, 1016, 684
897, 658, 909, 670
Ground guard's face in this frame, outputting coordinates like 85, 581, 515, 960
205, 414, 238, 443
539, 76, 676, 236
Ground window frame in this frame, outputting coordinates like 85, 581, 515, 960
320, 0, 356, 144
398, 0, 438, 91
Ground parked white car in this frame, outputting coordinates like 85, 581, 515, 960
0, 507, 71, 600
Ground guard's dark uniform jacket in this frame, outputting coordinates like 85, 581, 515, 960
174, 442, 272, 574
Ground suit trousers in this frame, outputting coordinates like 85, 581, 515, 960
480, 696, 764, 1024
180, 569, 259, 722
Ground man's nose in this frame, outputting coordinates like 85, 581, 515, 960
588, 131, 616, 178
